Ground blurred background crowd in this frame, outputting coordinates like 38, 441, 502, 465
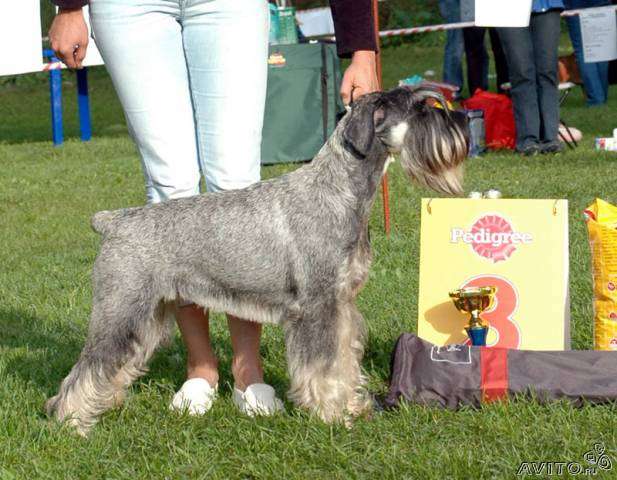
14, 0, 617, 155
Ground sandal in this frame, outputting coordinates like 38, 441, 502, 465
170, 378, 218, 415
232, 383, 284, 417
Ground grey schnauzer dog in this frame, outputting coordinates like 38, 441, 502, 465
47, 86, 469, 434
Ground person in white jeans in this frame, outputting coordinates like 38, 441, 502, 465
49, 0, 379, 416
91, 0, 268, 201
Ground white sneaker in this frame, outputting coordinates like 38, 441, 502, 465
170, 378, 218, 415
232, 383, 284, 417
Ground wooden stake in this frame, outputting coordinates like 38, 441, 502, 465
372, 0, 391, 236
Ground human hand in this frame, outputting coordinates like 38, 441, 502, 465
49, 8, 89, 69
340, 50, 380, 105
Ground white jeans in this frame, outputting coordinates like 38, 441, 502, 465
90, 0, 269, 203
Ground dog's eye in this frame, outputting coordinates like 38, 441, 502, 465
373, 106, 386, 127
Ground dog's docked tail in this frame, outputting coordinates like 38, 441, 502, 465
91, 211, 117, 236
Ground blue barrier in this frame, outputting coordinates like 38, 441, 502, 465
44, 49, 63, 146
77, 68, 91, 142
43, 49, 92, 146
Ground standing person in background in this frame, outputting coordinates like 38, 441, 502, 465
48, 0, 379, 417
460, 0, 509, 96
497, 0, 565, 155
564, 0, 611, 106
438, 0, 464, 96
462, 27, 509, 95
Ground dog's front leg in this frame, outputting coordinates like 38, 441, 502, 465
284, 301, 371, 424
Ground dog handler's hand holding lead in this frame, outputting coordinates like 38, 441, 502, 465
49, 7, 89, 69
340, 50, 380, 106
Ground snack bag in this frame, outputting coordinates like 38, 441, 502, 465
584, 198, 617, 350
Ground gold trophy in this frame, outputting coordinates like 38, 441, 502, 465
449, 286, 497, 346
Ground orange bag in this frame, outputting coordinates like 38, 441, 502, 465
462, 89, 516, 150
584, 199, 617, 350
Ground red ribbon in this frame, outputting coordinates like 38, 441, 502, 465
480, 347, 509, 402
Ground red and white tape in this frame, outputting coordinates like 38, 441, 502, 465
379, 21, 474, 38
378, 5, 617, 38
42, 61, 63, 72
560, 5, 617, 16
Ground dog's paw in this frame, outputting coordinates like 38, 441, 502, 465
44, 395, 59, 417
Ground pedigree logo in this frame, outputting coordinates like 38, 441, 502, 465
450, 214, 532, 263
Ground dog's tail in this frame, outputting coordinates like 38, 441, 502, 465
91, 211, 117, 236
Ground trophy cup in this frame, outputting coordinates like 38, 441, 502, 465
449, 286, 497, 346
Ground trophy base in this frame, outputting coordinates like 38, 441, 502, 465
466, 325, 488, 346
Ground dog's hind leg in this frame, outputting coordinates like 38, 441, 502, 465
284, 300, 372, 424
46, 288, 173, 435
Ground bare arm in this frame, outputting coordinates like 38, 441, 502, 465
340, 50, 380, 105
49, 7, 89, 69
329, 0, 380, 104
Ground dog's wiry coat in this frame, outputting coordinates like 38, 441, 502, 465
47, 87, 469, 434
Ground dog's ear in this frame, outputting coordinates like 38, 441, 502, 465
342, 94, 385, 158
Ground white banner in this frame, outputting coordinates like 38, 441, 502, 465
82, 6, 104, 67
580, 6, 617, 63
475, 0, 532, 27
0, 0, 42, 76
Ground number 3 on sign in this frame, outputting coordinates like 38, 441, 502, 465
461, 275, 521, 348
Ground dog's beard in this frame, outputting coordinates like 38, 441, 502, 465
424, 164, 464, 196
401, 155, 464, 195
398, 114, 468, 196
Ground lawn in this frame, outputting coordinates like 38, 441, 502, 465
2, 41, 617, 479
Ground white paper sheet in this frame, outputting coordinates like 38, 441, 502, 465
580, 7, 617, 63
0, 0, 43, 76
475, 0, 532, 27
296, 8, 335, 37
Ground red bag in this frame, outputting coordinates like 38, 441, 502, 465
462, 89, 516, 150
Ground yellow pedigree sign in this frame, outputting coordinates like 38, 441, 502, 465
417, 198, 570, 350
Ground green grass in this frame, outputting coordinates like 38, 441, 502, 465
2, 43, 617, 479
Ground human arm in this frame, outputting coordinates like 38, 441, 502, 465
329, 0, 380, 104
48, 0, 89, 69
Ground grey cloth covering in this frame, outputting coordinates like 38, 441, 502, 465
384, 333, 617, 409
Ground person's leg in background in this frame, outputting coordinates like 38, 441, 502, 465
530, 10, 562, 151
564, 0, 610, 106
463, 26, 489, 96
182, 0, 279, 403
488, 27, 509, 93
497, 25, 541, 154
595, 59, 610, 103
439, 0, 464, 92
91, 0, 221, 414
